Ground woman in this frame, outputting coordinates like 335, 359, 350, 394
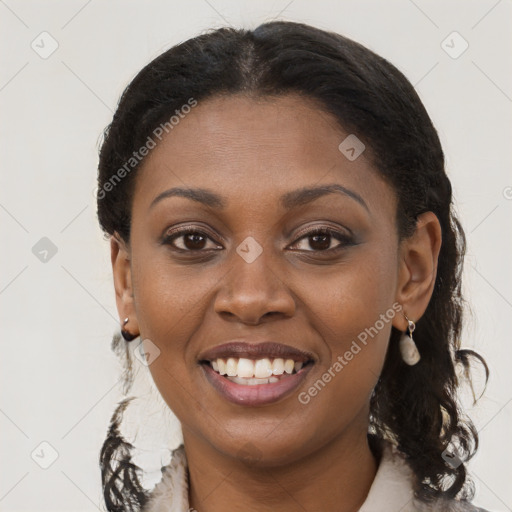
97, 20, 489, 512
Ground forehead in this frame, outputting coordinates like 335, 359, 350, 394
132, 93, 395, 218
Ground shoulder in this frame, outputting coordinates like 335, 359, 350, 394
361, 439, 491, 512
416, 498, 490, 512
142, 445, 189, 512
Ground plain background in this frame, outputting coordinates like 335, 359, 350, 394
1, 0, 511, 510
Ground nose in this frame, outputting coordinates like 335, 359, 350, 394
213, 244, 296, 325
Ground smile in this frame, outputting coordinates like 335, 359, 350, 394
207, 357, 309, 385
198, 341, 316, 405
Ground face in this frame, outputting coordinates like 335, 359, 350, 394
114, 93, 409, 466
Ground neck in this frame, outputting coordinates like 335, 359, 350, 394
182, 423, 378, 512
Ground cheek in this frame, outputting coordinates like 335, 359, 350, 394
130, 253, 225, 418
303, 241, 397, 400
131, 250, 216, 341
311, 239, 397, 342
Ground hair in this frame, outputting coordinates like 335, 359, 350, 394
97, 20, 489, 511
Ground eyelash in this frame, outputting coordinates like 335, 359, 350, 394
292, 227, 354, 252
162, 226, 354, 254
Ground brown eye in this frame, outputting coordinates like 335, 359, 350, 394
163, 229, 222, 252
291, 228, 353, 252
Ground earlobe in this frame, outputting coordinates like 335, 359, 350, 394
110, 232, 139, 337
393, 211, 442, 330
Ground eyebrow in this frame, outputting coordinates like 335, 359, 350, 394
149, 183, 369, 213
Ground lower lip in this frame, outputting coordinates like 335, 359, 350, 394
201, 363, 314, 406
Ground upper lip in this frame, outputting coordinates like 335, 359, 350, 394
198, 341, 315, 363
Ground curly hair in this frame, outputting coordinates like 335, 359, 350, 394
96, 20, 488, 511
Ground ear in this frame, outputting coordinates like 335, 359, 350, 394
392, 211, 442, 331
111, 232, 139, 337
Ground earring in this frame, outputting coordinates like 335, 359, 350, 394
121, 317, 138, 342
399, 314, 420, 365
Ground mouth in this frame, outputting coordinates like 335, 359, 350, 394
201, 356, 314, 385
198, 341, 316, 406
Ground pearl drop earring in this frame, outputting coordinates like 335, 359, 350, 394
399, 314, 420, 365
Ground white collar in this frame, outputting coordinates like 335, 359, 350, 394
142, 441, 485, 512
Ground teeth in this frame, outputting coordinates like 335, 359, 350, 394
217, 358, 227, 375
209, 357, 305, 379
227, 376, 281, 385
237, 358, 255, 378
272, 358, 284, 375
255, 358, 273, 378
226, 357, 237, 377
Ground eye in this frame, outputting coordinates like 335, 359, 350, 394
162, 227, 223, 252
162, 226, 353, 253
290, 227, 354, 252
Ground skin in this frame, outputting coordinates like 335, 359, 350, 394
111, 93, 442, 512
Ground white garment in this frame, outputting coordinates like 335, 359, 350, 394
142, 441, 488, 512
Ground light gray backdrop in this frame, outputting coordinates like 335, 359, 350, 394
1, 0, 511, 510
